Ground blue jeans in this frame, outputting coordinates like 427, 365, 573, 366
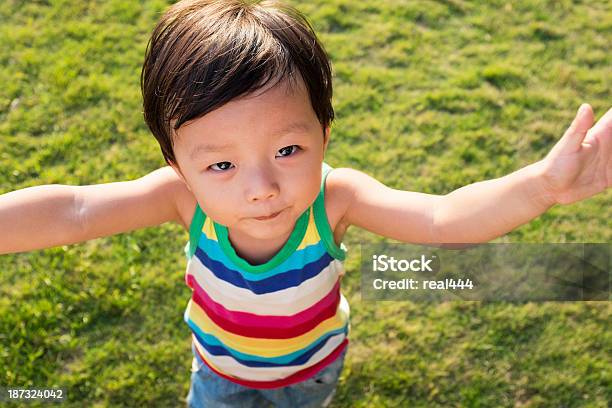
186, 345, 347, 408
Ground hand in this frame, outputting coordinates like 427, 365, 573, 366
537, 103, 612, 205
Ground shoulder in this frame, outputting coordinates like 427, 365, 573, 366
323, 166, 393, 232
322, 167, 358, 245
153, 166, 197, 232
174, 182, 198, 232
176, 194, 198, 232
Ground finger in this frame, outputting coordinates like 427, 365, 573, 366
555, 103, 594, 155
584, 106, 612, 188
584, 106, 612, 145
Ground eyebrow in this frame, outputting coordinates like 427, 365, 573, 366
189, 121, 313, 160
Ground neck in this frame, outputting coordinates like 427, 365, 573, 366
227, 228, 292, 266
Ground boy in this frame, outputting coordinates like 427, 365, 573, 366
1, 0, 610, 406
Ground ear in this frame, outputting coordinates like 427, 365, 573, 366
169, 162, 192, 192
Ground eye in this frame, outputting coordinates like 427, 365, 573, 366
276, 145, 301, 158
208, 161, 234, 172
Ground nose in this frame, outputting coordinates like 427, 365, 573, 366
244, 166, 280, 203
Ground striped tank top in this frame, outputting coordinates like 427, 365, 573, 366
182, 162, 351, 389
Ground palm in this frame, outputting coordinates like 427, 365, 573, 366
541, 104, 612, 205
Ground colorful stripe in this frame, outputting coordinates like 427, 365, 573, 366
189, 276, 342, 339
186, 254, 343, 315
193, 334, 349, 388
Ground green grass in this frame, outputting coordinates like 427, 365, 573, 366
0, 0, 610, 406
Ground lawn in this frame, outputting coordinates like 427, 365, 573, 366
0, 0, 610, 406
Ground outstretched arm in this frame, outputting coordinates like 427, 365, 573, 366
432, 160, 551, 243
0, 166, 191, 254
335, 103, 611, 244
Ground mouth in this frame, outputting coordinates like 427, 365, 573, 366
253, 208, 284, 221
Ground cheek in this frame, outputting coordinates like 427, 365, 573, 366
298, 173, 322, 206
191, 186, 232, 216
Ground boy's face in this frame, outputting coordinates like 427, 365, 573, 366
170, 77, 329, 242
